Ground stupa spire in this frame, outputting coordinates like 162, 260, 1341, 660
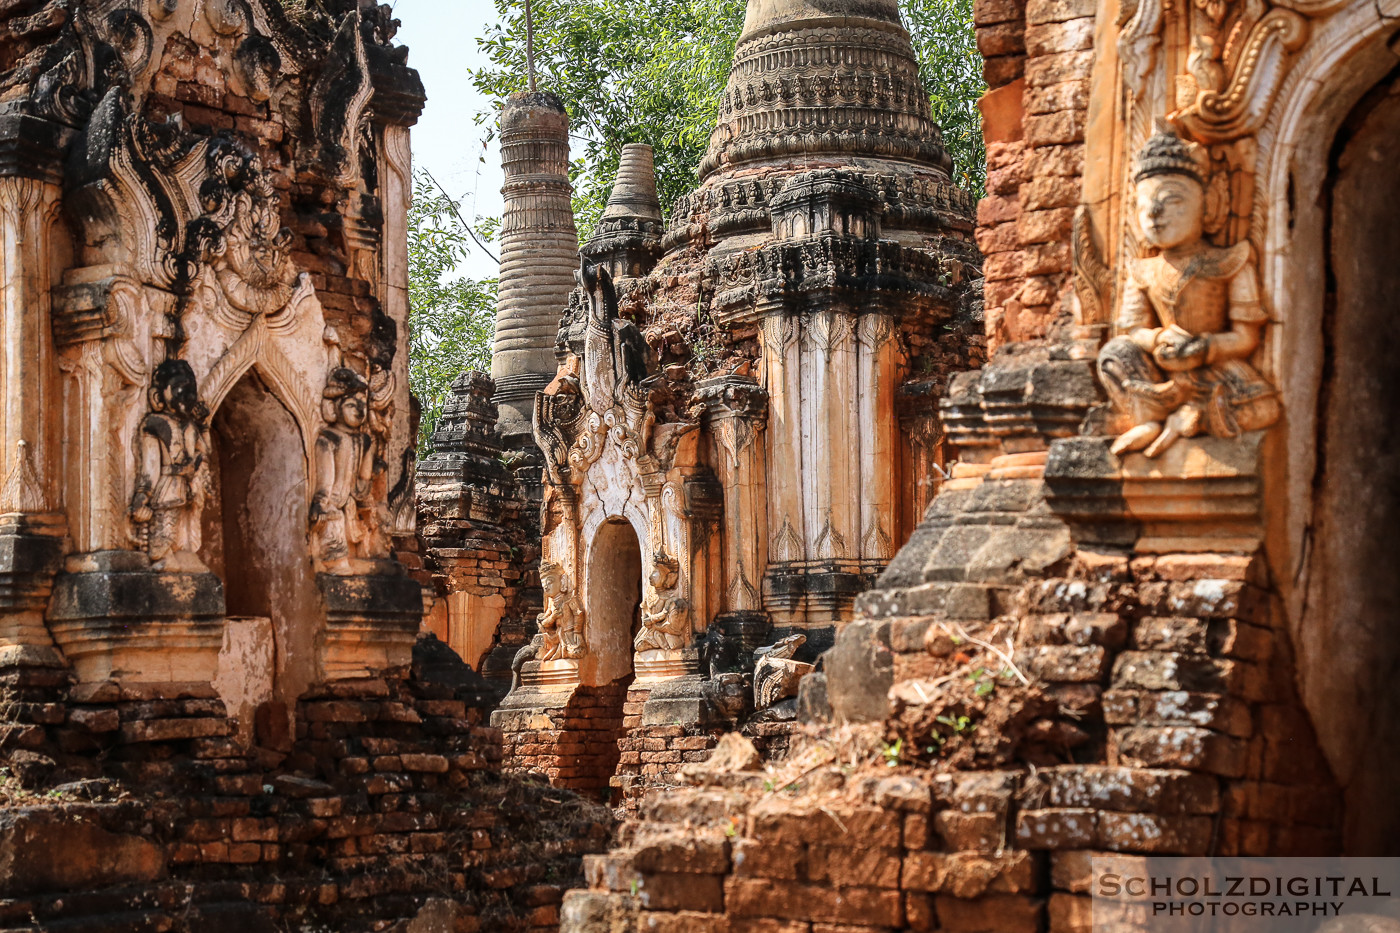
490, 91, 580, 444
700, 0, 951, 181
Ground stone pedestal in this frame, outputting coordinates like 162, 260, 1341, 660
1045, 432, 1264, 553
633, 647, 701, 683
639, 674, 717, 727
47, 551, 226, 685
317, 570, 423, 680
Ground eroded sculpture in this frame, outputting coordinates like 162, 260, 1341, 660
129, 359, 210, 571
311, 367, 381, 574
753, 633, 813, 711
1098, 124, 1280, 458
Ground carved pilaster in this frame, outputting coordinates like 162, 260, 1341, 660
699, 376, 769, 636
0, 171, 66, 667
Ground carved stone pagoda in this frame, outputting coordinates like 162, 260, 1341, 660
492, 0, 985, 796
0, 0, 424, 724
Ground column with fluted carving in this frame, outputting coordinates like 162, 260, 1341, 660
0, 119, 68, 669
699, 375, 770, 649
492, 92, 579, 446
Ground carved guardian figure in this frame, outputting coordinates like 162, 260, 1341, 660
129, 359, 210, 571
310, 367, 378, 574
536, 559, 585, 661
634, 551, 690, 651
1098, 125, 1280, 458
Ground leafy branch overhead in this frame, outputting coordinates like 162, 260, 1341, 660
469, 0, 986, 241
407, 172, 497, 454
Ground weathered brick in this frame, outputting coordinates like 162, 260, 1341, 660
1025, 18, 1095, 55
1113, 726, 1247, 777
902, 850, 1037, 897
724, 878, 902, 926
934, 894, 1043, 933
1097, 811, 1214, 854
1015, 808, 1099, 849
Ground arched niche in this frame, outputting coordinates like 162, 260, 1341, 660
201, 369, 321, 705
582, 517, 643, 686
1256, 10, 1400, 855
1293, 68, 1400, 856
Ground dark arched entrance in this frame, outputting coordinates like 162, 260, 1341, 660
202, 371, 320, 711
1303, 67, 1400, 855
584, 518, 643, 686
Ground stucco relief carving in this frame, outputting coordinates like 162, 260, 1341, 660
186, 139, 315, 325
1098, 126, 1280, 458
536, 559, 586, 661
634, 551, 690, 651
1172, 8, 1309, 143
309, 366, 388, 573
128, 360, 211, 570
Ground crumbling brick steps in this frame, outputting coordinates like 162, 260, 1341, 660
560, 552, 1342, 932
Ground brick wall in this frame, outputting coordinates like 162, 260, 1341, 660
0, 643, 613, 932
975, 0, 1093, 350
611, 686, 803, 815
498, 682, 631, 799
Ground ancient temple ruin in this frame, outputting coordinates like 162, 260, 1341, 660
1, 0, 1398, 927
483, 0, 985, 801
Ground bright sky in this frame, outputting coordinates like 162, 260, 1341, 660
391, 0, 509, 281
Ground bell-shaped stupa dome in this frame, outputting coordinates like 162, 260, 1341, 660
699, 0, 952, 181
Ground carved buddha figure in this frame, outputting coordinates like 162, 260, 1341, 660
130, 359, 210, 571
634, 551, 690, 652
536, 560, 585, 661
1098, 125, 1280, 458
310, 367, 376, 573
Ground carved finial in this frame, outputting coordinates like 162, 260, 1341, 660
0, 440, 44, 514
651, 550, 680, 576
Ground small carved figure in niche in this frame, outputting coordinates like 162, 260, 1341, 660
1098, 124, 1280, 458
130, 359, 210, 571
634, 551, 690, 651
310, 367, 377, 574
536, 559, 585, 661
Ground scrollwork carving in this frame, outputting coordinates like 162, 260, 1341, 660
1172, 9, 1309, 143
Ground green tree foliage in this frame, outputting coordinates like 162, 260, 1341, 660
407, 172, 497, 452
904, 0, 987, 193
469, 0, 986, 239
473, 0, 746, 241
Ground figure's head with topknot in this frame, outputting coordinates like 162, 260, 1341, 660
1134, 122, 1208, 251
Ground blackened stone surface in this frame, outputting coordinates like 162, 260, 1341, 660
49, 567, 226, 622
411, 632, 495, 708
317, 571, 422, 623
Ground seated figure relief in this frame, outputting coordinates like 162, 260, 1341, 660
536, 559, 585, 662
129, 359, 211, 572
1098, 124, 1280, 458
634, 551, 689, 652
